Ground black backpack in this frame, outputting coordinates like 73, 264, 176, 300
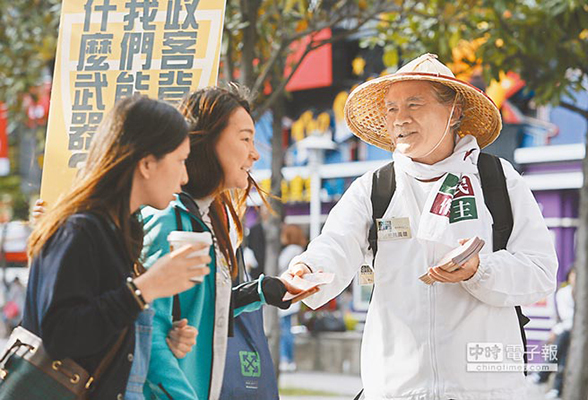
367, 153, 530, 369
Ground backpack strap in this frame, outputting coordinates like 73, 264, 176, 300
172, 208, 184, 322
478, 152, 530, 374
368, 162, 396, 264
477, 153, 514, 252
235, 246, 246, 284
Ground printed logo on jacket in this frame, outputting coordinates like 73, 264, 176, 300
430, 174, 478, 223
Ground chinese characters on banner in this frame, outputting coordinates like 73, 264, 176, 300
429, 173, 479, 223
40, 0, 226, 203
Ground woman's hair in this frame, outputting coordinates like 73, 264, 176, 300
281, 224, 308, 248
28, 96, 189, 269
178, 85, 268, 279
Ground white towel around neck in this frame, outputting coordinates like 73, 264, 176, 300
393, 135, 492, 247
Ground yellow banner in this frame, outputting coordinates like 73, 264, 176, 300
41, 0, 226, 204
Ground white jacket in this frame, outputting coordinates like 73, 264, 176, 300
292, 158, 558, 400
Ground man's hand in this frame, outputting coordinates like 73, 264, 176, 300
282, 262, 312, 279
166, 318, 198, 359
427, 239, 480, 283
280, 263, 320, 303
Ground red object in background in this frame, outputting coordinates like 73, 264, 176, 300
317, 298, 337, 311
4, 251, 27, 264
283, 125, 290, 149
221, 29, 333, 94
24, 81, 51, 128
0, 102, 8, 177
501, 71, 525, 99
285, 28, 333, 92
3, 301, 20, 320
0, 103, 7, 159
501, 101, 523, 124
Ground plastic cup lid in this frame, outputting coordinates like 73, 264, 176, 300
167, 231, 213, 245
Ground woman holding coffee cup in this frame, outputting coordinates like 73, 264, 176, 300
20, 96, 211, 399
141, 86, 308, 399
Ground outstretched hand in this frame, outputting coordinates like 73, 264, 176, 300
280, 263, 321, 303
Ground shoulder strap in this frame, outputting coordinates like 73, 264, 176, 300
91, 327, 128, 388
478, 152, 530, 373
477, 153, 513, 252
172, 208, 184, 322
235, 246, 246, 284
368, 161, 396, 265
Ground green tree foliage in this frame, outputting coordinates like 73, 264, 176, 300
370, 0, 588, 113
0, 0, 61, 121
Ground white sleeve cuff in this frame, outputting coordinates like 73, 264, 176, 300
461, 253, 489, 289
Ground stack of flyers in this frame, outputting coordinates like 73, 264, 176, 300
419, 237, 485, 285
281, 272, 335, 302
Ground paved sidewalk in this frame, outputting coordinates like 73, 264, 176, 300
279, 370, 554, 400
280, 371, 361, 399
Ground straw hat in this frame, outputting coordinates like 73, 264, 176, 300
344, 53, 502, 152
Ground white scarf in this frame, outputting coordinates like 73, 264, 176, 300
393, 135, 491, 247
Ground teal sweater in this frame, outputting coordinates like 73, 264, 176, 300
141, 197, 266, 399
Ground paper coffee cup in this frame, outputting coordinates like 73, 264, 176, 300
167, 231, 213, 283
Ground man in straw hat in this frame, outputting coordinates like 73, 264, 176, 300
284, 54, 557, 399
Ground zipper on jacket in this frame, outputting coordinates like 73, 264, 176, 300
429, 246, 440, 400
207, 246, 217, 400
429, 284, 440, 400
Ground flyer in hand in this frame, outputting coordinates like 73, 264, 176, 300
419, 237, 485, 285
282, 272, 335, 302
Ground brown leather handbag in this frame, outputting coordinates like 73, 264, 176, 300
0, 326, 127, 400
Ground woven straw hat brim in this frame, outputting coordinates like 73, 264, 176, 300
344, 72, 502, 152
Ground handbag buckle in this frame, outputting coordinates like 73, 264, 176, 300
70, 374, 80, 384
52, 360, 83, 386
85, 376, 94, 389
51, 360, 62, 370
0, 368, 7, 380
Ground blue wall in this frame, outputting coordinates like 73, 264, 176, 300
549, 89, 588, 145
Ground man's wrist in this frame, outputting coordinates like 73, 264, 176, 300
292, 261, 313, 274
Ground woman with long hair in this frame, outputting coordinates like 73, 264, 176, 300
142, 86, 309, 399
21, 96, 211, 399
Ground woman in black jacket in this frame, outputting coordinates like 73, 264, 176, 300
21, 96, 211, 399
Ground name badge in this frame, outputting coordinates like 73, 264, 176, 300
377, 217, 412, 241
359, 264, 374, 286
